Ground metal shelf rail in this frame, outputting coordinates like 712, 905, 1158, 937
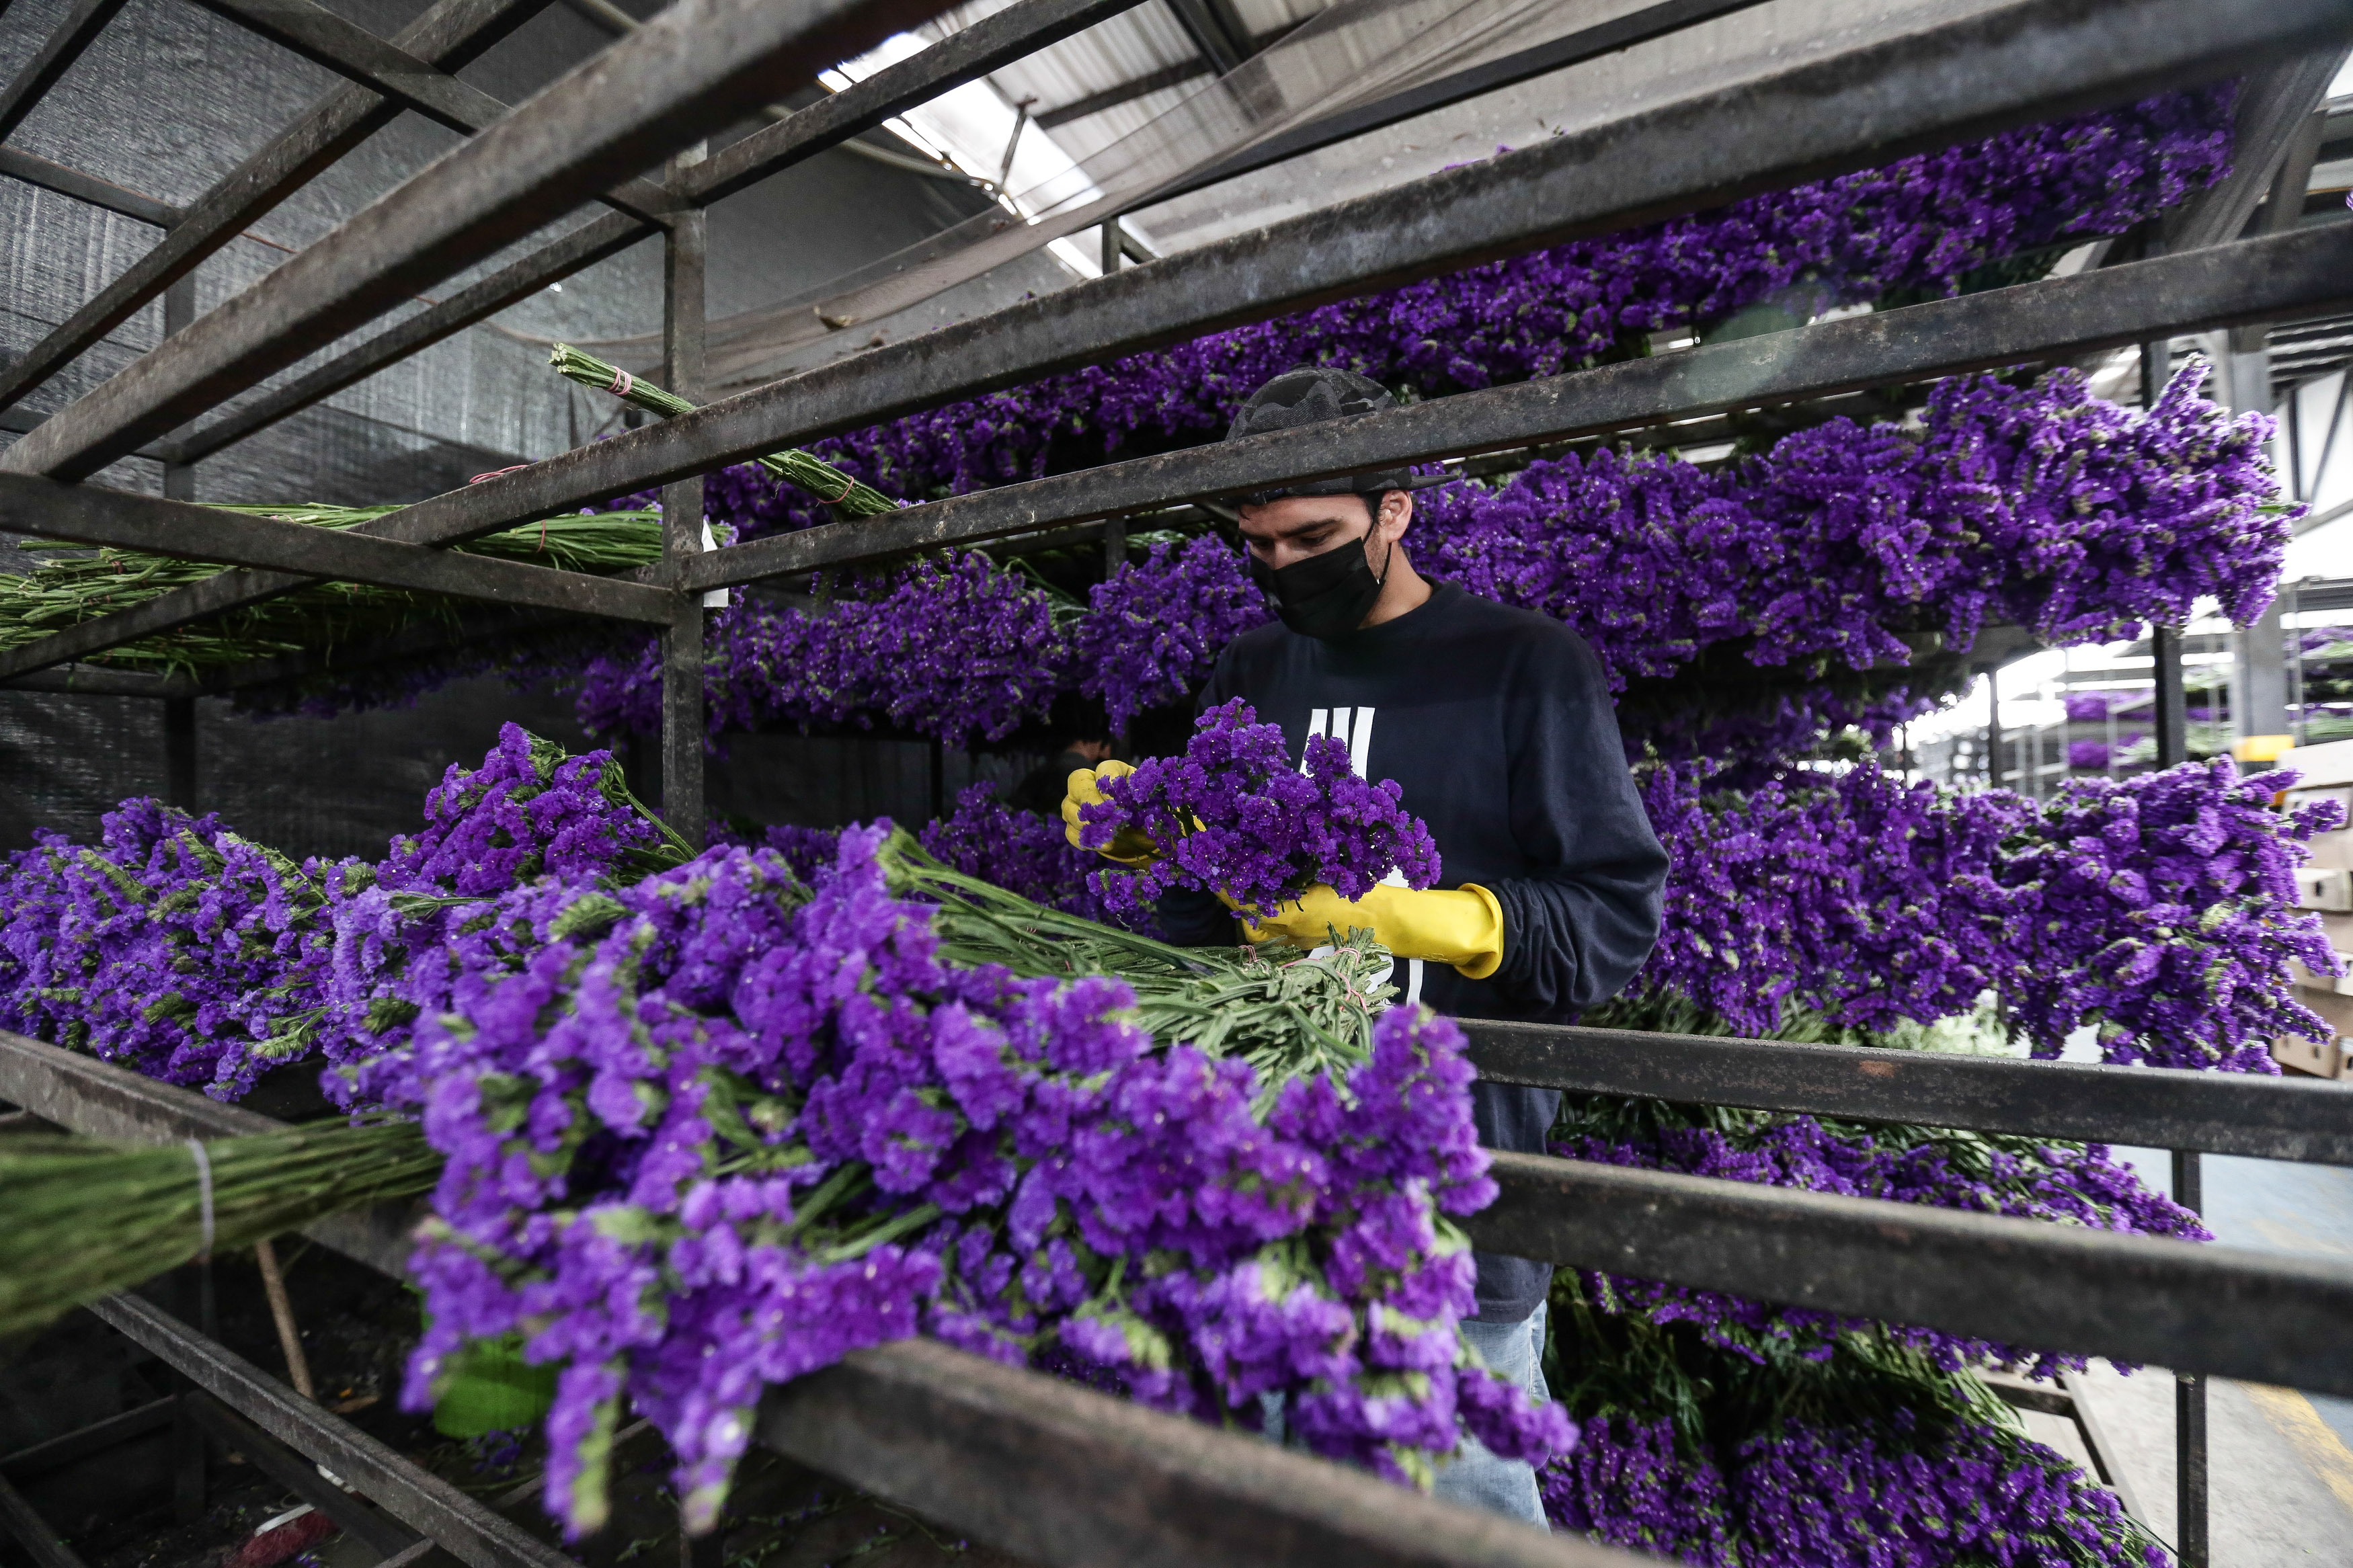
4, 0, 2353, 1564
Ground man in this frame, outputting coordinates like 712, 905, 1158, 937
1063, 366, 1668, 1524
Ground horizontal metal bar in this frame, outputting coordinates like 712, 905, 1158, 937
1150, 0, 1778, 206
0, 0, 130, 142
1470, 1151, 2353, 1399
15, 213, 2344, 692
1464, 1017, 2353, 1165
688, 222, 2353, 583
762, 1339, 1634, 1568
0, 405, 181, 463
0, 1399, 176, 1478
175, 212, 653, 462
681, 0, 1149, 208
171, 0, 1150, 466
0, 147, 180, 226
4, 1033, 1635, 1568
0, 1470, 86, 1568
286, 0, 2353, 557
0, 477, 680, 626
186, 0, 678, 226
0, 1030, 415, 1277
0, 0, 952, 481
89, 1295, 570, 1568
0, 0, 552, 415
0, 665, 202, 698
183, 1395, 420, 1558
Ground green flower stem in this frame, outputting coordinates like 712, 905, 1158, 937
548, 345, 897, 520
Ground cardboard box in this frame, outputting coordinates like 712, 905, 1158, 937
2290, 986, 2353, 1037
2278, 739, 2353, 791
2271, 1032, 2348, 1079
2294, 868, 2353, 911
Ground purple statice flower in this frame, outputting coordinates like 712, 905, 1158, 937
1542, 1407, 2163, 1567
1630, 758, 2338, 1071
1076, 699, 1442, 921
917, 784, 1138, 927
797, 91, 2233, 509
1990, 760, 2343, 1070
0, 800, 328, 1098
355, 827, 1560, 1536
570, 554, 1071, 751
1412, 364, 2288, 702
2064, 691, 2117, 723
1074, 536, 1270, 733
379, 724, 674, 895
2069, 739, 2112, 771
1550, 1098, 2206, 1383
709, 819, 842, 882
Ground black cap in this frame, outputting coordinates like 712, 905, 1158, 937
1223, 366, 1414, 505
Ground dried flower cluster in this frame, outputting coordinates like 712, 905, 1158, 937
1072, 700, 1442, 921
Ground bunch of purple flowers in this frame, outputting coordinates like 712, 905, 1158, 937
1628, 758, 2339, 1071
1542, 1407, 2161, 1567
574, 554, 1072, 751
0, 800, 321, 1093
1074, 535, 1272, 733
774, 90, 2230, 517
555, 363, 2283, 786
1414, 366, 2286, 693
915, 783, 1133, 927
348, 825, 1566, 1535
1074, 699, 1441, 922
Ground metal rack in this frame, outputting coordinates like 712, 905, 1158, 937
5, 0, 2353, 1563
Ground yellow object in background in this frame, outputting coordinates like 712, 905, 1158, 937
2234, 734, 2296, 764
1240, 882, 1505, 979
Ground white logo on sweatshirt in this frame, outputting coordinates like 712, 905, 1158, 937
1305, 706, 1377, 777
1302, 705, 1422, 1006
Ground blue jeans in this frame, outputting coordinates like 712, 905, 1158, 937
1259, 1301, 1552, 1528
1434, 1301, 1550, 1526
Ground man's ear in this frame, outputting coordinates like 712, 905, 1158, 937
1380, 489, 1414, 540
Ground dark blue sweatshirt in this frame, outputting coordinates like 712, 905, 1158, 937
1158, 581, 1669, 1321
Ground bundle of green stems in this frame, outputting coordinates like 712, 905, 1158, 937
0, 845, 1393, 1333
0, 505, 666, 674
0, 1119, 440, 1336
878, 832, 1394, 1099
548, 344, 897, 518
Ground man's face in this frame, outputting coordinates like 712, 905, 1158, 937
1236, 493, 1380, 573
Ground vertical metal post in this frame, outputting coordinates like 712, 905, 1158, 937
1103, 515, 1126, 577
157, 273, 203, 819
2173, 1148, 2208, 1568
927, 737, 946, 822
660, 149, 707, 854
1985, 665, 2005, 788
160, 276, 198, 502
2155, 624, 2190, 768
1101, 216, 1123, 278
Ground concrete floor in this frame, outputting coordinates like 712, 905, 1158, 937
2069, 1133, 2353, 1565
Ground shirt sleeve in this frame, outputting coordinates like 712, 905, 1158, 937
1478, 627, 1668, 1013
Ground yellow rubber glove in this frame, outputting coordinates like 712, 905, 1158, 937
1238, 882, 1506, 980
1060, 759, 1161, 867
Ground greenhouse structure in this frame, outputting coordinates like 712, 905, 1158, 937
3, 1, 2353, 1567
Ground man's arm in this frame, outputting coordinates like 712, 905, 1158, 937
1478, 628, 1669, 1013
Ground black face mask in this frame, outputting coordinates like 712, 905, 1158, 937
1248, 524, 1392, 641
